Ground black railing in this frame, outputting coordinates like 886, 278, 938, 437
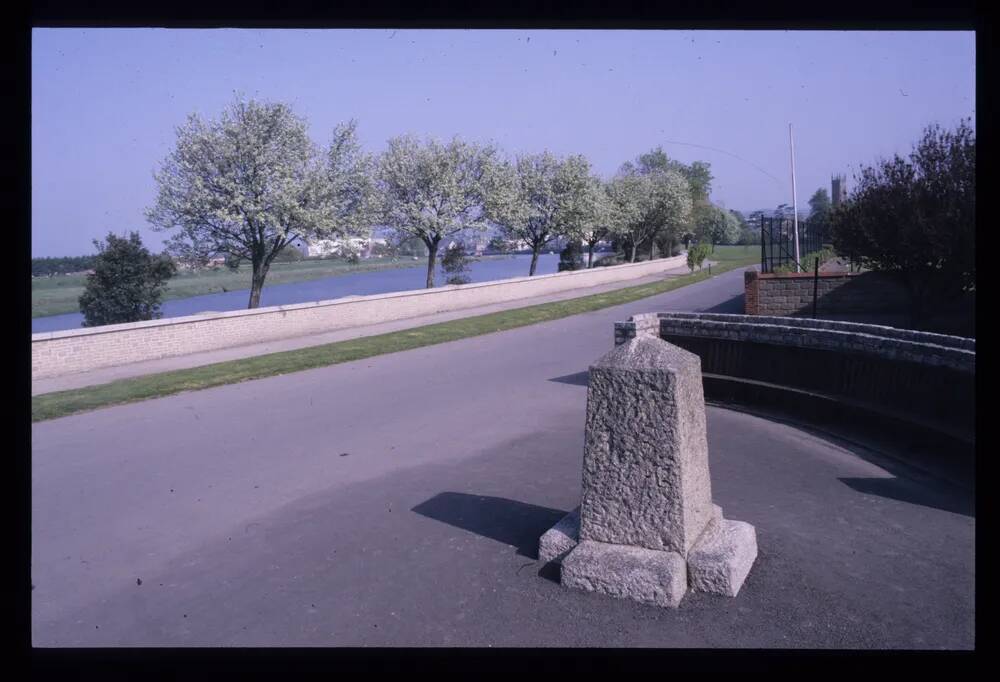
759, 215, 826, 273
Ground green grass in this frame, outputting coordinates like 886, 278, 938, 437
31, 256, 438, 318
771, 246, 839, 274
32, 254, 757, 422
708, 244, 760, 261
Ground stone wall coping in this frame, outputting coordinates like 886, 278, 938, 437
654, 312, 975, 350
615, 313, 975, 373
32, 254, 685, 343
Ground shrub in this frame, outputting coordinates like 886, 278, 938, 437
558, 240, 585, 271
441, 241, 476, 285
78, 232, 176, 327
830, 119, 974, 322
686, 243, 710, 272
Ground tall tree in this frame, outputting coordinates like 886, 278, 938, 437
376, 135, 497, 288
566, 174, 612, 268
635, 147, 713, 202
694, 204, 742, 251
147, 96, 361, 309
78, 232, 176, 327
483, 152, 596, 276
807, 187, 832, 241
831, 119, 975, 323
326, 119, 381, 246
607, 166, 692, 263
630, 147, 708, 255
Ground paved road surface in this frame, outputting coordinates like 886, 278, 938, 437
31, 268, 974, 647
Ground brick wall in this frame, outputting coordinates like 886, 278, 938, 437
744, 270, 760, 314
744, 270, 910, 317
33, 254, 686, 380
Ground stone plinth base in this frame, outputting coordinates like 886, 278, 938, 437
539, 507, 580, 564
560, 540, 688, 609
539, 505, 757, 608
687, 519, 758, 597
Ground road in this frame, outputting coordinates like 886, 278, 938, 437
31, 267, 974, 648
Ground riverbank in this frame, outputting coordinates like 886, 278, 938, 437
32, 254, 755, 420
31, 255, 447, 318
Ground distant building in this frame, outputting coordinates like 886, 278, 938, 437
832, 174, 847, 207
305, 236, 386, 258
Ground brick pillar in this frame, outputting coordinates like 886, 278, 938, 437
744, 269, 759, 315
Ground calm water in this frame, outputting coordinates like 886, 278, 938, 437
32, 252, 597, 333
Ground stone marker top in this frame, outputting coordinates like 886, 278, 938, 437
592, 334, 702, 375
540, 333, 759, 607
582, 335, 714, 555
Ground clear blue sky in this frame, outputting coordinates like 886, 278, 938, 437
31, 28, 975, 257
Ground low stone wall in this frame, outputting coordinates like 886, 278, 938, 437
32, 254, 686, 380
614, 312, 975, 445
744, 269, 911, 317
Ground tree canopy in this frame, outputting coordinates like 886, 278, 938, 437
146, 96, 366, 308
807, 187, 832, 241
607, 164, 692, 262
831, 118, 975, 321
376, 134, 497, 287
483, 151, 596, 276
78, 231, 176, 327
694, 204, 741, 249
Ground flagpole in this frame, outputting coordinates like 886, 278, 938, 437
789, 123, 801, 272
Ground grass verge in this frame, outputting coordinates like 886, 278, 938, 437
32, 256, 756, 422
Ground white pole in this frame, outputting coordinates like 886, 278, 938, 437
789, 123, 801, 272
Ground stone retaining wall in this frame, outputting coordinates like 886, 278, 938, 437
32, 254, 686, 380
614, 312, 975, 443
744, 269, 911, 316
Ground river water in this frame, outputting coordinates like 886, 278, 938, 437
32, 252, 598, 334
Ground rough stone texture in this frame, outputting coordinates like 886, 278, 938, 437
560, 540, 688, 608
687, 519, 758, 597
613, 313, 661, 346
652, 312, 975, 372
538, 506, 580, 564
642, 312, 975, 442
538, 332, 761, 609
580, 336, 715, 556
693, 503, 724, 545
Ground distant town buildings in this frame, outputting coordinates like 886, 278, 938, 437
305, 236, 388, 258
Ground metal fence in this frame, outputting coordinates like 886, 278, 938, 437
759, 215, 828, 273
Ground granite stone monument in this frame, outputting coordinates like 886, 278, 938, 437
539, 335, 757, 607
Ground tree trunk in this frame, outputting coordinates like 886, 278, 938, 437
247, 259, 270, 309
630, 241, 637, 263
529, 245, 541, 276
649, 239, 655, 260
587, 242, 595, 268
425, 237, 441, 288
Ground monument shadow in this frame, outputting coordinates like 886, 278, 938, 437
411, 492, 569, 560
